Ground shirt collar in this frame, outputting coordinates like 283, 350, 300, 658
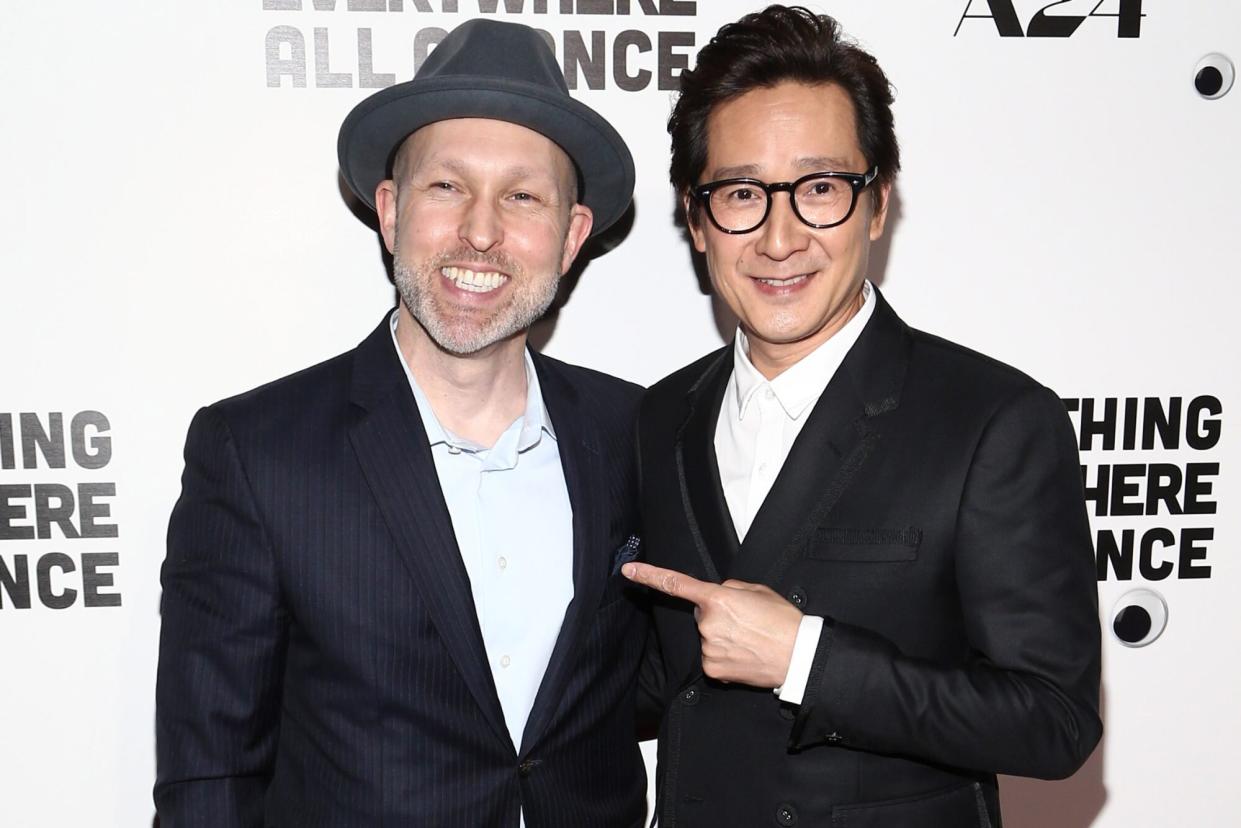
730, 280, 876, 422
388, 310, 556, 456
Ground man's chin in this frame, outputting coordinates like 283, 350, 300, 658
426, 320, 527, 358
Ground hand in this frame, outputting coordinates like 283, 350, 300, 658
622, 562, 802, 689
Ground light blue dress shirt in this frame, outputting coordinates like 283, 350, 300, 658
389, 313, 574, 760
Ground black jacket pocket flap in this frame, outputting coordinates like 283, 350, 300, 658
809, 527, 921, 562
832, 781, 989, 827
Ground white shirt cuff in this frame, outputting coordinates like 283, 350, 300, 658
774, 614, 824, 706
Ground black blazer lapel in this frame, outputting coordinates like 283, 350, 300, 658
345, 314, 511, 751
518, 353, 609, 756
674, 347, 740, 583
730, 289, 912, 586
729, 369, 873, 585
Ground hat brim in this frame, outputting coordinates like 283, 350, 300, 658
338, 76, 634, 237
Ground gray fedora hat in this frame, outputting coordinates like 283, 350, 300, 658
337, 19, 634, 237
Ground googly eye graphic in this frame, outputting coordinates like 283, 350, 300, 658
1194, 53, 1234, 100
1110, 589, 1168, 648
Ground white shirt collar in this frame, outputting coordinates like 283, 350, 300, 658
730, 280, 876, 421
388, 310, 556, 456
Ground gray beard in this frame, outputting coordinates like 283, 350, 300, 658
393, 247, 560, 356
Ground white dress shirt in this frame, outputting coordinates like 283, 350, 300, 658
390, 313, 574, 761
713, 281, 875, 704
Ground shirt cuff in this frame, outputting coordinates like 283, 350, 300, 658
774, 614, 824, 705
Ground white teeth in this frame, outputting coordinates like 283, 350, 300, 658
757, 274, 810, 287
441, 266, 508, 293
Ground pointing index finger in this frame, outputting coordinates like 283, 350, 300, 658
622, 562, 716, 605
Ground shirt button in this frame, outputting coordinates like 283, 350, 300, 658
500, 655, 511, 668
498, 556, 508, 570
764, 388, 776, 401
446, 445, 462, 455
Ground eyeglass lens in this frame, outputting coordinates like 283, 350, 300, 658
708, 175, 856, 232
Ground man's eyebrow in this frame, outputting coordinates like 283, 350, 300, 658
796, 155, 857, 172
706, 156, 861, 182
708, 163, 761, 181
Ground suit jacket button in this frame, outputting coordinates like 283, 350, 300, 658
789, 588, 807, 608
518, 759, 540, 778
681, 686, 699, 706
776, 804, 798, 826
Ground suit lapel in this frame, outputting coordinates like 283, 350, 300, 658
673, 348, 739, 583
346, 315, 511, 751
728, 288, 912, 586
518, 353, 608, 755
728, 366, 873, 584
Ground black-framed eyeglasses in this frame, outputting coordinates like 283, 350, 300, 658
690, 166, 880, 234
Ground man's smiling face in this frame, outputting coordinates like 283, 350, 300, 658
378, 117, 592, 356
688, 81, 890, 375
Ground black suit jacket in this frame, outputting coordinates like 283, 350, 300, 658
638, 289, 1102, 827
155, 314, 648, 827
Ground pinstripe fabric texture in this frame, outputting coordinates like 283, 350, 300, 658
155, 314, 648, 827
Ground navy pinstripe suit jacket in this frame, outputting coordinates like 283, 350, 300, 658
155, 315, 648, 827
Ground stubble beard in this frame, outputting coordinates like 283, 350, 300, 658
393, 245, 561, 357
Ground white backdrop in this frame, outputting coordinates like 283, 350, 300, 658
2, 2, 1237, 825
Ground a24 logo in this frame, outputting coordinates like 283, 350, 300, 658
955, 0, 1144, 38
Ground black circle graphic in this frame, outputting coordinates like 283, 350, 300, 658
1110, 589, 1169, 648
1196, 66, 1225, 97
1194, 54, 1235, 100
1113, 605, 1152, 644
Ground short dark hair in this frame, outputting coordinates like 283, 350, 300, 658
669, 5, 900, 219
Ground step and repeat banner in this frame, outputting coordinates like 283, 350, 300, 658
2, 2, 1237, 825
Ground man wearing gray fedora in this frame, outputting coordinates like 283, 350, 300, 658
155, 19, 646, 827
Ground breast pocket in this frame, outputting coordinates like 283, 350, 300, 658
808, 527, 921, 562
599, 570, 635, 609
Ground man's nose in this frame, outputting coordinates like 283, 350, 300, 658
459, 196, 504, 252
753, 192, 811, 261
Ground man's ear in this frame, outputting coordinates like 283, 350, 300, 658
684, 194, 707, 253
559, 204, 594, 275
868, 181, 892, 242
375, 179, 399, 254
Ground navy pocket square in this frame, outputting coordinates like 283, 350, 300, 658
611, 535, 642, 575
